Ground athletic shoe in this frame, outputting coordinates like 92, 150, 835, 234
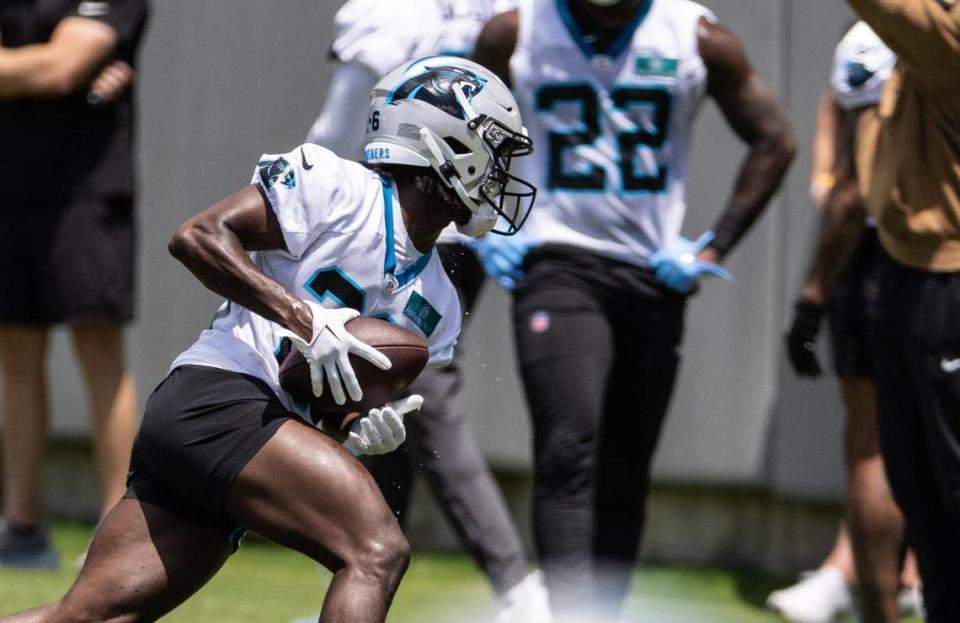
491, 571, 553, 623
898, 586, 924, 618
0, 518, 60, 570
766, 566, 853, 623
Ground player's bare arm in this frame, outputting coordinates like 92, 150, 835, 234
810, 89, 843, 209
797, 108, 868, 306
169, 185, 315, 341
0, 17, 117, 98
699, 19, 797, 263
472, 9, 518, 85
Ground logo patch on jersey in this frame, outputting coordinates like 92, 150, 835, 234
386, 65, 486, 120
635, 56, 679, 78
403, 292, 441, 338
258, 157, 296, 190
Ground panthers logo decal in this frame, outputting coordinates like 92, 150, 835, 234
844, 61, 876, 89
258, 157, 296, 190
386, 65, 487, 119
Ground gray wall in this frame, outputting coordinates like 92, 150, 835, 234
41, 0, 856, 502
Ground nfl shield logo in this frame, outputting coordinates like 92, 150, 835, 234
529, 311, 550, 334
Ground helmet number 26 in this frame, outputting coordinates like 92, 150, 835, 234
368, 110, 381, 132
535, 83, 672, 193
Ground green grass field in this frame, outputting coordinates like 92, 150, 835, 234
0, 523, 923, 622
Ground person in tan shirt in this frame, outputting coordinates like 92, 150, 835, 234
844, 1, 960, 621
853, 0, 960, 268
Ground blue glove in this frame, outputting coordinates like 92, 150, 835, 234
466, 232, 536, 289
649, 231, 732, 293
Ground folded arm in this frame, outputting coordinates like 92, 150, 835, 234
0, 17, 117, 98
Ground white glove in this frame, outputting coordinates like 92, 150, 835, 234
281, 300, 391, 405
343, 394, 423, 456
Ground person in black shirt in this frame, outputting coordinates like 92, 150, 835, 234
0, 0, 148, 568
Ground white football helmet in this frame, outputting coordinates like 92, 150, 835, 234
364, 56, 536, 237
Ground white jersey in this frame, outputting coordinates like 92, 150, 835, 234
511, 0, 715, 265
830, 21, 896, 112
172, 144, 462, 416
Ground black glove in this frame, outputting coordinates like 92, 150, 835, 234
785, 299, 825, 377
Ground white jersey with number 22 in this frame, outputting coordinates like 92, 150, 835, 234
511, 0, 715, 266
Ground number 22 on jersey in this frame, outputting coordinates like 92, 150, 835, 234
536, 83, 672, 193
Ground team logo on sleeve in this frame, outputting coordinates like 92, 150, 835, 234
258, 157, 296, 190
844, 61, 876, 89
386, 65, 487, 120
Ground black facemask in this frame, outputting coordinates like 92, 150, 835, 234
472, 115, 538, 236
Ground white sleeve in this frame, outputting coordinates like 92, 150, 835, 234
830, 21, 897, 111
251, 144, 358, 259
305, 61, 379, 159
331, 0, 428, 76
413, 13, 485, 58
412, 0, 519, 59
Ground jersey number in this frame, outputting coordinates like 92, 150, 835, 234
304, 267, 366, 313
275, 267, 367, 364
536, 84, 672, 193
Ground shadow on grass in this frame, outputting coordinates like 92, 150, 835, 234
732, 569, 792, 610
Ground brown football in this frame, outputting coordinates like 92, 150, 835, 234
278, 317, 429, 417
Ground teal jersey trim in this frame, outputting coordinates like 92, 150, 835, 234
556, 0, 654, 63
379, 175, 433, 291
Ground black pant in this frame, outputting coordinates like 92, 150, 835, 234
512, 245, 687, 619
871, 250, 960, 623
362, 243, 529, 595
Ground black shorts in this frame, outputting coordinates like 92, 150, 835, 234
0, 194, 135, 324
125, 365, 295, 545
826, 228, 881, 378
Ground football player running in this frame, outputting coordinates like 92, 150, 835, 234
0, 56, 535, 623
303, 3, 552, 623
472, 0, 795, 620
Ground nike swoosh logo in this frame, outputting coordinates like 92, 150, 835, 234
301, 148, 313, 170
941, 358, 960, 373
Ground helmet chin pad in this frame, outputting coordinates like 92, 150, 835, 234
456, 206, 498, 238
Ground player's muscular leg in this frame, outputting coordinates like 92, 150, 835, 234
841, 376, 902, 623
0, 499, 232, 623
71, 321, 137, 518
223, 419, 410, 623
0, 326, 49, 526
